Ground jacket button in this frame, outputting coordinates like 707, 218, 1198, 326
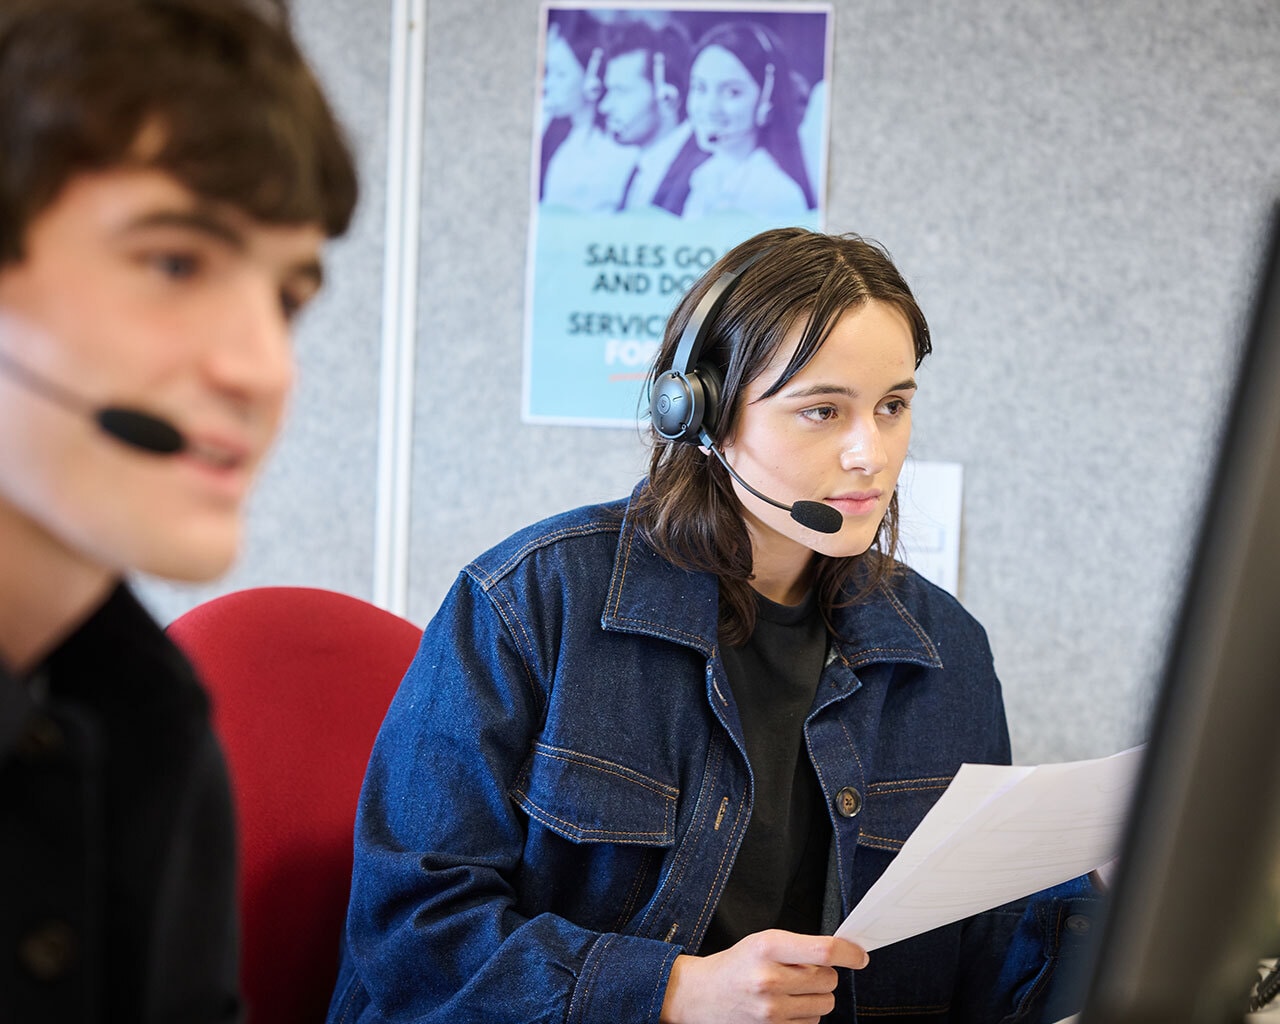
1065, 914, 1092, 935
19, 921, 77, 980
834, 786, 862, 818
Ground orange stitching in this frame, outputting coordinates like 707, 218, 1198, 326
531, 742, 679, 799
513, 788, 673, 843
856, 1003, 950, 1016
640, 737, 725, 935
865, 782, 951, 796
691, 789, 748, 940
867, 775, 953, 790
482, 585, 543, 719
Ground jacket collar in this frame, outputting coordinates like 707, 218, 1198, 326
602, 485, 943, 671
602, 490, 722, 657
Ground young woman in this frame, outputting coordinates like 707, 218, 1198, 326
683, 22, 814, 219
328, 228, 1095, 1024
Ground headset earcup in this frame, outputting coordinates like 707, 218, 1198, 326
650, 370, 701, 442
651, 362, 723, 444
695, 361, 724, 439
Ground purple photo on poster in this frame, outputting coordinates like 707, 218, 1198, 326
537, 3, 831, 220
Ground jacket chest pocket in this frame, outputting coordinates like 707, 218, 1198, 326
511, 741, 679, 846
849, 776, 961, 1017
509, 742, 680, 934
854, 775, 952, 856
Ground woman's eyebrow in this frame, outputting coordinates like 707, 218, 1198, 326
782, 379, 918, 399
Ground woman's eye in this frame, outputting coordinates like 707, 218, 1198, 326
879, 398, 910, 417
801, 405, 838, 423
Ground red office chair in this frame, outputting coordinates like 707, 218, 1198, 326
168, 586, 421, 1024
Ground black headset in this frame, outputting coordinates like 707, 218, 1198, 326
649, 251, 767, 445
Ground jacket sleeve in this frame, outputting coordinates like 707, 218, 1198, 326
987, 875, 1104, 1024
336, 572, 682, 1024
948, 861, 1101, 1023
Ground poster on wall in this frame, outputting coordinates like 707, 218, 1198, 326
524, 1, 834, 425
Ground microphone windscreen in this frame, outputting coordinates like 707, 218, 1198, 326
790, 500, 843, 535
96, 408, 186, 455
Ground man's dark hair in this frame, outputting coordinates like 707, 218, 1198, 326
0, 0, 358, 266
604, 19, 693, 107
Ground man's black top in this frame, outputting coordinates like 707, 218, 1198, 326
0, 584, 240, 1023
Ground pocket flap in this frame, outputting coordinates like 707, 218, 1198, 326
511, 742, 679, 846
855, 775, 953, 852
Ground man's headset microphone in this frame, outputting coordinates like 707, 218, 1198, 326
648, 254, 843, 536
0, 348, 187, 455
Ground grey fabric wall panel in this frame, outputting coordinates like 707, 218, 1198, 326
406, 0, 1280, 763
138, 0, 1280, 765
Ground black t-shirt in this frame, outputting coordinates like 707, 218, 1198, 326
701, 589, 832, 954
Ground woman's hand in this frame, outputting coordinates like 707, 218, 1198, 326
659, 929, 869, 1024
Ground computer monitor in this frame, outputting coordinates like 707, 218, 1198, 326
1074, 205, 1280, 1023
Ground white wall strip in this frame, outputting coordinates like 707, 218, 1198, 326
373, 0, 427, 615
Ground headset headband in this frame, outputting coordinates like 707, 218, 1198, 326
670, 248, 769, 378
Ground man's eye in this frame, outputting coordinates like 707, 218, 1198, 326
151, 252, 200, 279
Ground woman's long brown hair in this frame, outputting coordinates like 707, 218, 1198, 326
631, 227, 932, 645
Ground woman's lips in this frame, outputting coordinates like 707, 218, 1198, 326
825, 491, 882, 516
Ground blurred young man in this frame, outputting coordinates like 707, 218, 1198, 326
0, 0, 357, 1019
599, 20, 708, 215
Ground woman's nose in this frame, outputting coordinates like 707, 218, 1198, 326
839, 421, 887, 475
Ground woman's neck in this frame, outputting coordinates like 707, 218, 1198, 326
746, 529, 818, 606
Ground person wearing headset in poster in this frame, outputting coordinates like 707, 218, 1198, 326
327, 227, 1097, 1024
683, 20, 816, 221
0, 0, 357, 1019
598, 19, 709, 216
540, 9, 638, 213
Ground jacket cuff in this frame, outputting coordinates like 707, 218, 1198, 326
1000, 876, 1105, 1024
567, 932, 684, 1024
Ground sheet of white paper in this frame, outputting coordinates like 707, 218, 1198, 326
837, 746, 1144, 952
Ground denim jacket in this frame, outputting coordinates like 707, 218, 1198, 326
328, 487, 1096, 1024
